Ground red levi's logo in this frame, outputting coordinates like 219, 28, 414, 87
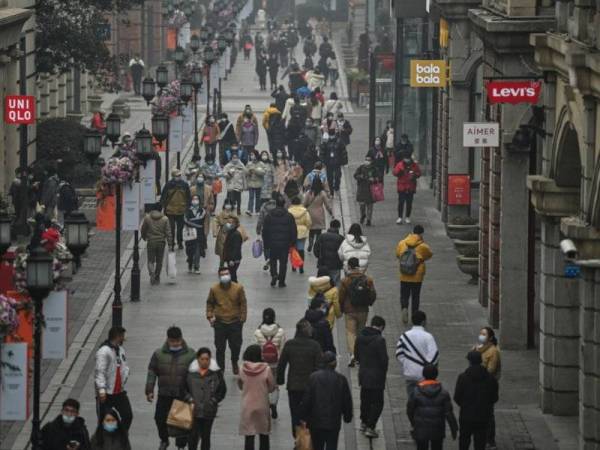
485, 81, 542, 105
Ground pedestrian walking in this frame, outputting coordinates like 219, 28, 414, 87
256, 51, 268, 90
335, 113, 353, 146
241, 32, 253, 60
206, 266, 247, 374
245, 150, 266, 215
300, 351, 353, 450
309, 90, 323, 122
128, 54, 144, 95
319, 133, 347, 195
396, 224, 433, 323
199, 154, 223, 204
238, 345, 277, 450
239, 114, 260, 157
339, 257, 377, 367
213, 202, 237, 259
354, 154, 378, 227
40, 167, 60, 220
338, 223, 371, 271
407, 365, 458, 450
393, 153, 421, 224
236, 105, 260, 143
454, 352, 499, 450
40, 398, 91, 450
258, 151, 275, 209
288, 129, 312, 164
90, 409, 131, 450
221, 216, 243, 282
305, 67, 326, 91
145, 326, 196, 450
267, 53, 279, 91
262, 196, 297, 287
475, 327, 501, 449
394, 133, 414, 162
160, 169, 192, 250
184, 348, 227, 450
367, 137, 388, 182
270, 86, 288, 113
277, 319, 322, 438
313, 219, 344, 284
191, 172, 215, 234
303, 117, 321, 149
324, 92, 343, 116
305, 295, 336, 353
382, 121, 395, 170
265, 108, 286, 156
355, 315, 388, 439
94, 327, 132, 431
57, 178, 79, 224
184, 196, 207, 274
254, 308, 286, 419
273, 149, 289, 194
141, 203, 173, 285
308, 269, 341, 329
218, 113, 238, 164
304, 176, 333, 252
395, 311, 439, 397
326, 54, 339, 87
223, 153, 247, 216
288, 196, 312, 273
303, 161, 330, 195
202, 115, 220, 159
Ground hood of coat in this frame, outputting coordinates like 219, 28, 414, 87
257, 323, 280, 338
416, 380, 442, 398
464, 364, 489, 381
309, 275, 332, 293
288, 204, 308, 220
188, 358, 221, 373
242, 361, 269, 376
270, 207, 288, 218
403, 233, 423, 247
150, 210, 164, 220
227, 159, 245, 168
305, 308, 326, 324
359, 326, 382, 344
344, 234, 368, 249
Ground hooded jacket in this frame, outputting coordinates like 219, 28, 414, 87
338, 271, 377, 314
94, 341, 129, 396
308, 276, 341, 328
396, 326, 439, 381
41, 415, 91, 450
288, 204, 312, 239
184, 359, 227, 419
453, 364, 499, 422
235, 112, 259, 141
256, 198, 276, 234
239, 121, 259, 147
223, 159, 248, 192
160, 178, 191, 216
238, 362, 276, 436
262, 207, 297, 252
262, 105, 281, 130
141, 211, 173, 247
395, 233, 433, 283
407, 380, 458, 442
355, 326, 388, 389
145, 340, 196, 398
304, 308, 335, 353
313, 228, 344, 270
338, 234, 371, 269
277, 333, 322, 391
305, 70, 326, 91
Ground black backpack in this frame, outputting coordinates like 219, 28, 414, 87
57, 182, 79, 212
290, 104, 304, 121
348, 274, 372, 307
269, 113, 282, 130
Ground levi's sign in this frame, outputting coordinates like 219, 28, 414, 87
463, 122, 499, 147
4, 95, 36, 125
410, 60, 447, 88
486, 81, 542, 105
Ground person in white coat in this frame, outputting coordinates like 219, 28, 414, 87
223, 153, 247, 215
395, 311, 439, 398
254, 308, 286, 420
338, 223, 371, 271
95, 326, 132, 431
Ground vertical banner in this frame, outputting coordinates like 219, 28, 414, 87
42, 290, 68, 359
96, 193, 116, 231
210, 64, 219, 95
225, 47, 231, 72
182, 105, 193, 135
169, 116, 183, 153
219, 58, 226, 78
0, 342, 28, 420
141, 161, 157, 204
167, 29, 177, 50
122, 183, 141, 231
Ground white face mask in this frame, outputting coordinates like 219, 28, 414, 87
478, 334, 487, 344
192, 200, 200, 207
261, 155, 269, 162
62, 415, 76, 425
220, 275, 231, 284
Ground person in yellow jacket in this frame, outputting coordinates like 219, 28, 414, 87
288, 196, 312, 274
395, 224, 433, 324
307, 270, 342, 329
262, 103, 281, 130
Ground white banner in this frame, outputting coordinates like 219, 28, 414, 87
219, 58, 226, 78
141, 161, 156, 204
463, 122, 500, 147
210, 64, 219, 96
42, 290, 68, 359
225, 47, 231, 72
122, 183, 141, 231
0, 342, 28, 420
182, 105, 194, 135
169, 116, 184, 153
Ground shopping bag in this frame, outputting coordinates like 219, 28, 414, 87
289, 247, 304, 269
166, 251, 177, 284
182, 226, 197, 241
252, 239, 263, 258
295, 423, 313, 450
212, 179, 223, 194
370, 182, 385, 202
166, 399, 193, 431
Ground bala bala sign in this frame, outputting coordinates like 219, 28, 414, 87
486, 81, 542, 105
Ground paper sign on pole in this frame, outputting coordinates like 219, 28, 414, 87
0, 342, 28, 420
122, 183, 141, 231
182, 105, 193, 135
225, 47, 231, 72
141, 161, 156, 204
463, 122, 500, 147
169, 116, 183, 153
42, 290, 68, 359
210, 64, 219, 94
220, 58, 226, 78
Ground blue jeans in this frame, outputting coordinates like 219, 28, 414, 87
296, 238, 306, 250
247, 187, 261, 213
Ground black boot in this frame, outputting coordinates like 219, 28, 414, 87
270, 404, 278, 419
299, 250, 305, 274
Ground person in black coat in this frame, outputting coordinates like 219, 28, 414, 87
319, 134, 347, 194
408, 365, 458, 450
41, 398, 91, 450
304, 296, 335, 353
454, 351, 499, 450
255, 50, 268, 90
262, 196, 297, 287
288, 130, 311, 164
300, 351, 353, 450
313, 219, 344, 284
271, 85, 289, 113
222, 216, 243, 282
354, 316, 388, 438
267, 53, 280, 91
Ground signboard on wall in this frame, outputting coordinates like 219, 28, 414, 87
4, 95, 36, 125
392, 0, 427, 18
0, 342, 28, 420
448, 175, 471, 206
463, 122, 499, 147
410, 60, 447, 88
486, 81, 542, 105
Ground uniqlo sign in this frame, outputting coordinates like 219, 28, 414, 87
463, 122, 499, 147
486, 81, 542, 105
4, 95, 36, 125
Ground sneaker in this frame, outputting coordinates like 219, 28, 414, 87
360, 422, 367, 433
402, 308, 409, 324
270, 277, 277, 287
245, 210, 252, 217
278, 281, 287, 288
194, 269, 201, 274
366, 220, 372, 227
188, 266, 193, 274
178, 243, 184, 250
270, 404, 278, 419
396, 217, 403, 224
364, 428, 379, 438
405, 217, 411, 224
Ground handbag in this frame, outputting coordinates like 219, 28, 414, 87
183, 226, 197, 241
252, 239, 263, 258
370, 182, 385, 202
166, 251, 177, 284
289, 247, 304, 269
166, 399, 193, 431
295, 423, 313, 450
212, 179, 223, 194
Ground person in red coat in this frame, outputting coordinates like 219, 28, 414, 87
392, 154, 421, 224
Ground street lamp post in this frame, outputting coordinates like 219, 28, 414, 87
191, 65, 203, 161
152, 114, 170, 187
203, 45, 217, 117
63, 211, 90, 274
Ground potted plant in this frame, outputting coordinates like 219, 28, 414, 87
456, 246, 479, 284
453, 239, 479, 256
346, 69, 369, 103
447, 216, 479, 240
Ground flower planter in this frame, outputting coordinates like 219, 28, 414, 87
453, 239, 479, 256
456, 255, 479, 284
446, 224, 479, 241
88, 95, 103, 113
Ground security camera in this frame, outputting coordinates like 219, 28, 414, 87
560, 239, 577, 259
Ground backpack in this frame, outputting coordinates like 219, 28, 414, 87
57, 182, 79, 212
261, 335, 279, 364
291, 104, 304, 121
399, 244, 419, 275
348, 275, 372, 307
269, 113, 282, 130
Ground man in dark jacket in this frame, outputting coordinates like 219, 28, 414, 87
41, 398, 91, 450
304, 296, 335, 353
145, 326, 196, 450
218, 113, 238, 165
288, 130, 311, 164
454, 351, 499, 450
222, 216, 243, 282
262, 196, 297, 287
300, 351, 353, 450
277, 319, 322, 438
160, 169, 192, 249
408, 364, 458, 450
271, 85, 289, 113
335, 112, 353, 146
313, 219, 344, 284
394, 133, 414, 162
355, 316, 388, 438
320, 133, 347, 194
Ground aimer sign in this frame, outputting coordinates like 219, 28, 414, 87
410, 60, 447, 88
4, 95, 36, 125
463, 122, 499, 147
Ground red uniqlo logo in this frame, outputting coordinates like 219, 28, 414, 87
486, 81, 542, 105
4, 95, 36, 125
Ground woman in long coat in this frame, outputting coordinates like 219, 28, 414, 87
303, 176, 333, 252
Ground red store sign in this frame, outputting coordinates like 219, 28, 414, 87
486, 81, 542, 105
4, 95, 36, 125
448, 175, 471, 206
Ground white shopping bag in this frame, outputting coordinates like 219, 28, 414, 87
166, 251, 177, 284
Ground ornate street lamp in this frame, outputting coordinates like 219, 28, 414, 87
105, 113, 121, 146
83, 128, 102, 164
63, 211, 89, 273
190, 66, 203, 161
135, 126, 154, 158
191, 65, 203, 88
174, 46, 185, 65
152, 113, 170, 185
180, 79, 193, 103
142, 77, 156, 105
199, 27, 210, 43
156, 65, 169, 88
203, 45, 217, 117
190, 34, 200, 53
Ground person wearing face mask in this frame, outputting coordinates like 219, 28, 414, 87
145, 327, 196, 450
41, 398, 91, 450
393, 153, 422, 224
394, 133, 414, 164
184, 195, 207, 273
213, 200, 237, 259
321, 112, 337, 136
354, 155, 379, 226
381, 121, 395, 170
304, 176, 333, 252
367, 137, 388, 182
90, 409, 131, 450
245, 150, 266, 215
263, 104, 286, 156
474, 327, 501, 449
258, 151, 275, 209
221, 216, 243, 282
304, 295, 336, 353
335, 112, 353, 146
302, 117, 321, 148
273, 149, 289, 193
218, 113, 238, 163
206, 266, 248, 374
262, 196, 297, 287
320, 133, 347, 195
202, 115, 220, 159
192, 173, 215, 234
288, 128, 312, 164
160, 169, 192, 249
141, 202, 174, 285
223, 153, 248, 216
239, 115, 260, 157
236, 105, 259, 141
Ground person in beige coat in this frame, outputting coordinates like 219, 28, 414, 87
288, 196, 312, 274
303, 175, 333, 252
140, 204, 173, 285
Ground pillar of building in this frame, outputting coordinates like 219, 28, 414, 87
58, 72, 67, 117
49, 76, 59, 118
38, 75, 49, 119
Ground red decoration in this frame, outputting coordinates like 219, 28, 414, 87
4, 95, 36, 125
486, 81, 542, 105
448, 175, 471, 206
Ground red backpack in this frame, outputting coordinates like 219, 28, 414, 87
261, 336, 279, 364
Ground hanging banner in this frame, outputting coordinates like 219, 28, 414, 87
153, 136, 166, 152
410, 60, 447, 88
169, 116, 183, 153
141, 161, 157, 204
210, 64, 220, 95
167, 28, 177, 50
96, 193, 116, 231
463, 122, 500, 147
42, 290, 68, 359
486, 81, 542, 105
448, 174, 471, 206
0, 342, 28, 421
182, 105, 193, 135
225, 47, 231, 73
122, 183, 141, 231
